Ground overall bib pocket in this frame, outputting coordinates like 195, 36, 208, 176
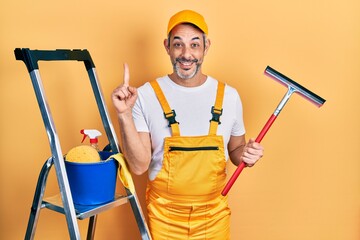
163, 136, 226, 196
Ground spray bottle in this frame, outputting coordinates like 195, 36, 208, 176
80, 129, 102, 151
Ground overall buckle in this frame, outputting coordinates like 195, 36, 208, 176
210, 106, 222, 124
164, 110, 179, 127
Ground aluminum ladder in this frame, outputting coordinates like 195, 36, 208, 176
14, 48, 151, 240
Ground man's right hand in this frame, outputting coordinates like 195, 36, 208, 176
111, 63, 151, 175
111, 63, 138, 114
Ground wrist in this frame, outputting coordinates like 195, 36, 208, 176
117, 110, 133, 122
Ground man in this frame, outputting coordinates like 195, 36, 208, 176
112, 9, 264, 240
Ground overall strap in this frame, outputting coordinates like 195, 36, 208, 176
209, 81, 225, 135
150, 80, 180, 136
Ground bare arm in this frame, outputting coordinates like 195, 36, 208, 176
228, 135, 264, 167
111, 63, 151, 175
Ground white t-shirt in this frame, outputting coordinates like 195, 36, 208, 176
133, 75, 245, 180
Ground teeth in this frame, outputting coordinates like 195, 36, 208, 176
181, 62, 192, 66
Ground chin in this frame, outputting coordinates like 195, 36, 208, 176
174, 66, 199, 80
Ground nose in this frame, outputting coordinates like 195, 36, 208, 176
181, 46, 192, 59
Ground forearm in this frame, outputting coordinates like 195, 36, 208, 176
229, 144, 245, 166
228, 135, 246, 166
117, 111, 151, 175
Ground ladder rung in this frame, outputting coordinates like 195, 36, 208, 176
43, 194, 129, 220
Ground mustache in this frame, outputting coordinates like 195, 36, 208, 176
175, 58, 199, 64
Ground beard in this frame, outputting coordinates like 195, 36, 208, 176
172, 57, 201, 80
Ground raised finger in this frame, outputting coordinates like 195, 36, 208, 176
123, 63, 130, 87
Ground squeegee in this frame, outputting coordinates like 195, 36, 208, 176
221, 66, 326, 196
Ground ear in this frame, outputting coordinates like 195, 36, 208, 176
204, 38, 211, 56
164, 38, 170, 55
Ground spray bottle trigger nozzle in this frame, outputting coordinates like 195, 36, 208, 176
81, 134, 87, 143
80, 129, 87, 143
80, 129, 101, 143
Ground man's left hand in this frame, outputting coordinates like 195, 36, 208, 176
241, 138, 264, 167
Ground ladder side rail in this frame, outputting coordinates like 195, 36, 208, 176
25, 157, 53, 240
29, 69, 81, 239
126, 189, 152, 240
86, 67, 120, 153
86, 215, 98, 240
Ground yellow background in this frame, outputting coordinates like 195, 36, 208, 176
1, 0, 359, 239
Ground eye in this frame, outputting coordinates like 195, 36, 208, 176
173, 42, 182, 48
191, 43, 200, 48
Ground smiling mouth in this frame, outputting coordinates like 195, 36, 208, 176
176, 58, 198, 69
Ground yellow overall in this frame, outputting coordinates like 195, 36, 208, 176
147, 80, 230, 240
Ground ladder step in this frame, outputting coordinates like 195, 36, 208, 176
43, 194, 129, 220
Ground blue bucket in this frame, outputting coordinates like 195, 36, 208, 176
65, 151, 117, 205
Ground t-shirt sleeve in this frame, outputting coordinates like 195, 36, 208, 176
132, 90, 150, 133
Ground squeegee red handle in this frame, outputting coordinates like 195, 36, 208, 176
221, 114, 278, 196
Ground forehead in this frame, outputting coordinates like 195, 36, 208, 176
169, 24, 204, 41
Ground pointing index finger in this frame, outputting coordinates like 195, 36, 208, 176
123, 63, 130, 87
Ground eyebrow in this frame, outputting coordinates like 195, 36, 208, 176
173, 36, 201, 41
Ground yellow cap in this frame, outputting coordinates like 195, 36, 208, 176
167, 10, 208, 35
